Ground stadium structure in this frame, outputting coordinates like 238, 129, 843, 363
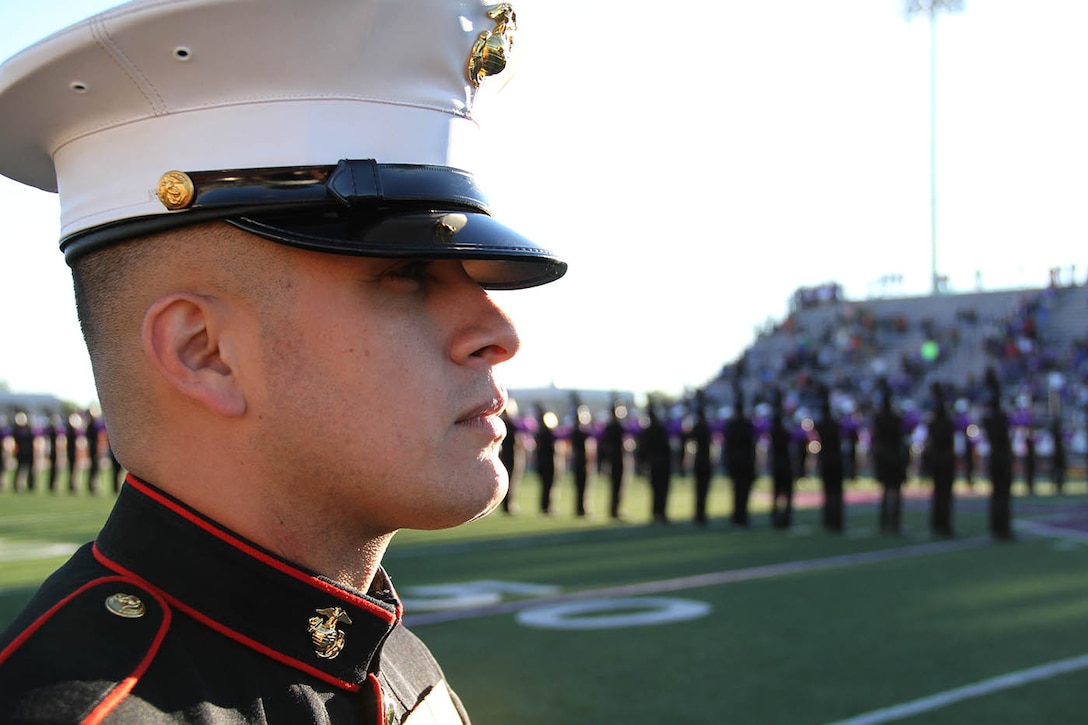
705, 280, 1086, 425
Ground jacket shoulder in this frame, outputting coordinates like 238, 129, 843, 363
0, 546, 169, 723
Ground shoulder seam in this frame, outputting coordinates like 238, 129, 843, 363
0, 574, 172, 725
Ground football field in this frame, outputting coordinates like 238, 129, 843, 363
3, 472, 1088, 723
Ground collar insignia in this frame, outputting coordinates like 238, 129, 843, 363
308, 606, 353, 660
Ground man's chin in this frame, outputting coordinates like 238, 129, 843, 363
464, 470, 509, 524
410, 467, 508, 530
465, 494, 504, 524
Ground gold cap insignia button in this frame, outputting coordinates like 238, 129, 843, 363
156, 170, 195, 210
105, 593, 146, 618
468, 3, 516, 86
308, 606, 353, 660
434, 213, 467, 244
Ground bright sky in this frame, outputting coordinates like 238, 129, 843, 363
2, 0, 1087, 407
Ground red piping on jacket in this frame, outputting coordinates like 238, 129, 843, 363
369, 673, 387, 725
0, 574, 172, 725
123, 474, 396, 623
93, 543, 362, 694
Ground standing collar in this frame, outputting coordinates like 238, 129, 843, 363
93, 475, 401, 691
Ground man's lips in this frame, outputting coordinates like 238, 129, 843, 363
456, 392, 509, 425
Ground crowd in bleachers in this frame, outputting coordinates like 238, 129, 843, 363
732, 278, 1088, 438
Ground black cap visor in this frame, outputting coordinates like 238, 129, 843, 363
229, 208, 566, 290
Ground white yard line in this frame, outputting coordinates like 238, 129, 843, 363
0, 511, 96, 524
0, 539, 80, 562
829, 653, 1088, 725
1015, 518, 1088, 543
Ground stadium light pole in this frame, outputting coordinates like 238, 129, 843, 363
904, 0, 964, 295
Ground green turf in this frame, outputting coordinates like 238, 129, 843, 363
3, 472, 1088, 723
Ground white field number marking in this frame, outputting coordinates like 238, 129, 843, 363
400, 580, 561, 611
401, 580, 711, 630
516, 597, 712, 630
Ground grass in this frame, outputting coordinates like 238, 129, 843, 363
3, 470, 1088, 723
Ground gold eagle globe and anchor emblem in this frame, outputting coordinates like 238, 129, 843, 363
104, 593, 147, 619
156, 170, 196, 210
468, 3, 516, 86
307, 606, 353, 660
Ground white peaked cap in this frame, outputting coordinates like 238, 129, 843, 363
0, 0, 566, 289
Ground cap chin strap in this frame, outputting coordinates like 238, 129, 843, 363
61, 160, 491, 263
186, 159, 492, 214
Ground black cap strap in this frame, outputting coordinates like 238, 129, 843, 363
62, 160, 494, 263
184, 159, 491, 213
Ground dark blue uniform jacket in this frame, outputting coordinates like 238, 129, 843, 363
0, 476, 469, 724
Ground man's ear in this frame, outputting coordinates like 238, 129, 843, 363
142, 293, 247, 417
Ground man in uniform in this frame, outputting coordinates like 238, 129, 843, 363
982, 369, 1014, 541
598, 400, 628, 520
926, 382, 957, 538
872, 379, 906, 534
689, 391, 714, 526
65, 412, 82, 492
723, 386, 756, 528
498, 405, 522, 514
11, 411, 36, 492
0, 1, 566, 722
1050, 417, 1067, 495
638, 404, 673, 524
534, 405, 558, 515
568, 395, 591, 517
815, 385, 845, 533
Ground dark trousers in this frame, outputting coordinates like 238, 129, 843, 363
608, 463, 624, 518
772, 473, 793, 528
573, 464, 588, 516
650, 462, 670, 522
822, 474, 844, 532
931, 473, 954, 536
14, 459, 35, 492
879, 484, 902, 533
693, 463, 711, 524
538, 464, 555, 514
990, 482, 1013, 539
731, 475, 753, 526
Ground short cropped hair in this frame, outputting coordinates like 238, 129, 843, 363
71, 236, 165, 459
70, 222, 293, 463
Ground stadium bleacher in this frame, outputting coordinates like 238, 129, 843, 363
714, 282, 1088, 431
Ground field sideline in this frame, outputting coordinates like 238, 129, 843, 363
3, 472, 1088, 723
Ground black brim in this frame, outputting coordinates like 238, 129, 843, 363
228, 208, 567, 290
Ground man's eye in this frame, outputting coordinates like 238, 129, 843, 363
383, 260, 432, 282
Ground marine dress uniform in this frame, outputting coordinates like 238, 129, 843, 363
0, 0, 566, 721
0, 476, 468, 723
